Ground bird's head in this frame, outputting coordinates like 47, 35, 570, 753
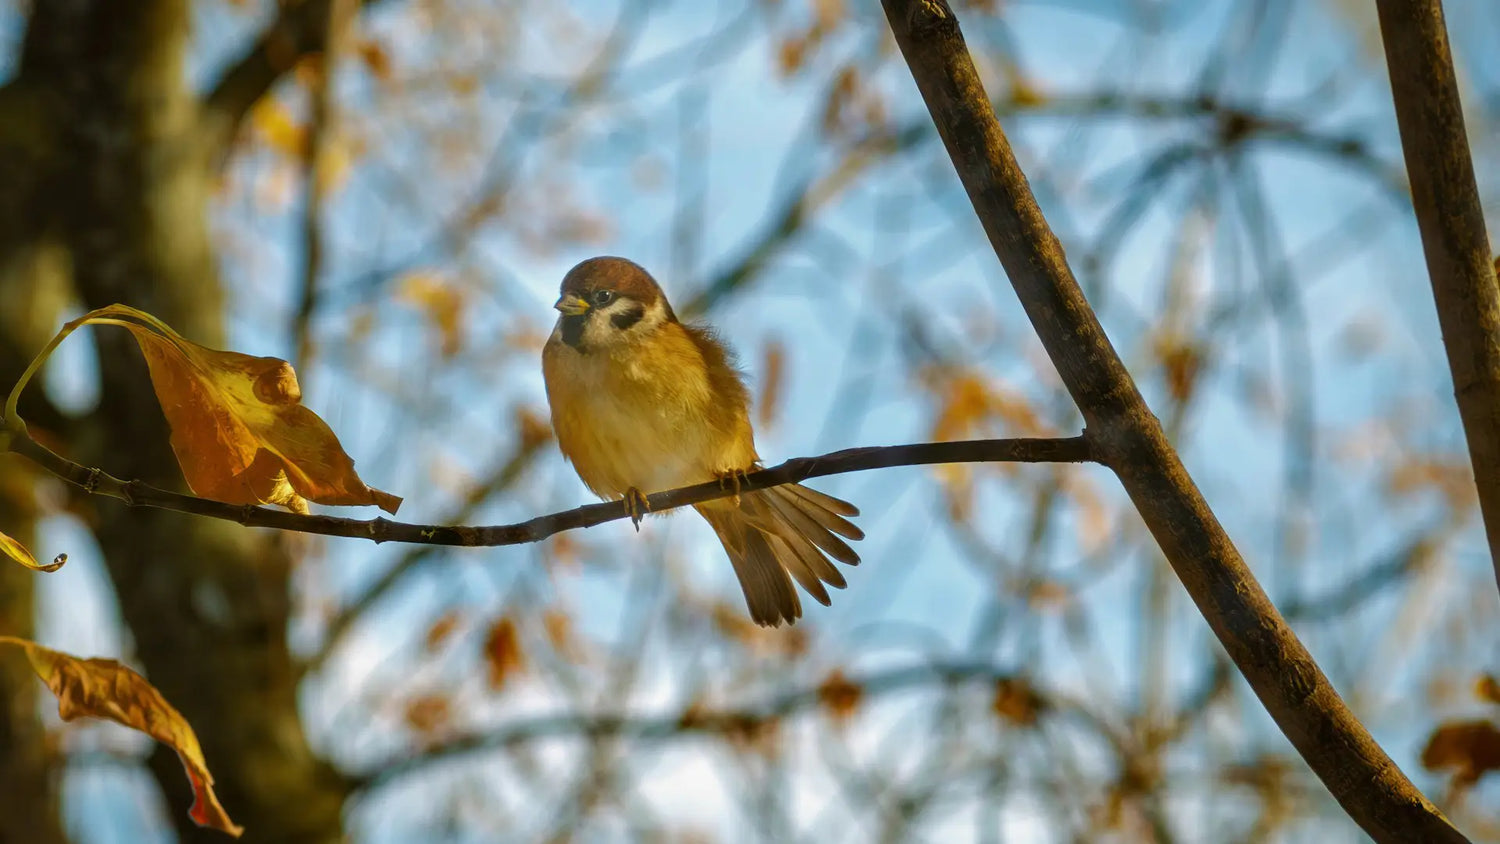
552, 257, 677, 351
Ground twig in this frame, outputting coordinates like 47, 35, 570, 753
878, 1, 1465, 841
302, 434, 550, 676
5, 432, 1090, 547
291, 0, 355, 372
1375, 0, 1500, 598
199, 0, 382, 166
348, 660, 1056, 792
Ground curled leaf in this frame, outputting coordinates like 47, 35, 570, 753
0, 637, 242, 837
8, 305, 400, 514
0, 530, 63, 572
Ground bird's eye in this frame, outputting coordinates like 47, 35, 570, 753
592, 290, 615, 306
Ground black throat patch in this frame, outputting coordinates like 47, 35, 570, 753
560, 314, 588, 349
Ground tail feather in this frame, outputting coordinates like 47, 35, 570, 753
784, 485, 864, 541
695, 481, 862, 627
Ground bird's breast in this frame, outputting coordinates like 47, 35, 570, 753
543, 330, 753, 498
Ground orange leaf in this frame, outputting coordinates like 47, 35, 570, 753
0, 530, 64, 572
1421, 719, 1500, 786
0, 637, 242, 837
482, 617, 525, 690
816, 669, 863, 723
9, 306, 400, 514
423, 610, 463, 653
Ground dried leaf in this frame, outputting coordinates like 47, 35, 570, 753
354, 39, 392, 81
398, 272, 466, 359
483, 617, 525, 690
1477, 674, 1500, 705
1422, 719, 1500, 786
992, 676, 1046, 727
403, 694, 451, 736
0, 530, 64, 572
816, 669, 863, 723
423, 610, 463, 653
8, 305, 400, 514
0, 637, 241, 837
250, 98, 306, 158
756, 339, 786, 429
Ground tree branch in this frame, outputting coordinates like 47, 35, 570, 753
878, 1, 1465, 841
199, 0, 374, 164
1374, 0, 1500, 598
348, 661, 1061, 793
4, 431, 1091, 547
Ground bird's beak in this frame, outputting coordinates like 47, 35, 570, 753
554, 294, 590, 316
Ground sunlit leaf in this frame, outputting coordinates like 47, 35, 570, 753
250, 98, 305, 158
0, 529, 63, 572
0, 637, 241, 837
7, 305, 400, 515
398, 272, 466, 359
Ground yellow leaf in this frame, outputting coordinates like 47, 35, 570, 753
7, 305, 400, 514
397, 272, 466, 359
0, 637, 242, 837
0, 530, 64, 572
250, 98, 305, 158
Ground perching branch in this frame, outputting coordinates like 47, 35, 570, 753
1374, 0, 1500, 598
5, 431, 1091, 548
879, 1, 1465, 841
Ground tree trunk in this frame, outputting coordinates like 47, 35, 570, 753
0, 2, 350, 840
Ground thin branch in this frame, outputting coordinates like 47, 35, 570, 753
1375, 0, 1500, 597
348, 660, 1058, 793
4, 432, 1091, 547
878, 1, 1465, 841
199, 0, 377, 165
291, 0, 355, 372
302, 434, 549, 676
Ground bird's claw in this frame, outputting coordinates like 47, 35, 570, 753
715, 468, 752, 506
623, 487, 650, 531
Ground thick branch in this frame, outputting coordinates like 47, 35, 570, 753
879, 1, 1464, 841
6, 432, 1091, 547
1375, 0, 1500, 597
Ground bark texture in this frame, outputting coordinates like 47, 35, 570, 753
0, 2, 350, 841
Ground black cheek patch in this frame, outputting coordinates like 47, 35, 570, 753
610, 304, 646, 331
560, 315, 587, 349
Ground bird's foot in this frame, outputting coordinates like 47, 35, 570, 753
623, 487, 650, 531
714, 468, 753, 506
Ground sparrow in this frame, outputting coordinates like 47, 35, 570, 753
541, 256, 863, 626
